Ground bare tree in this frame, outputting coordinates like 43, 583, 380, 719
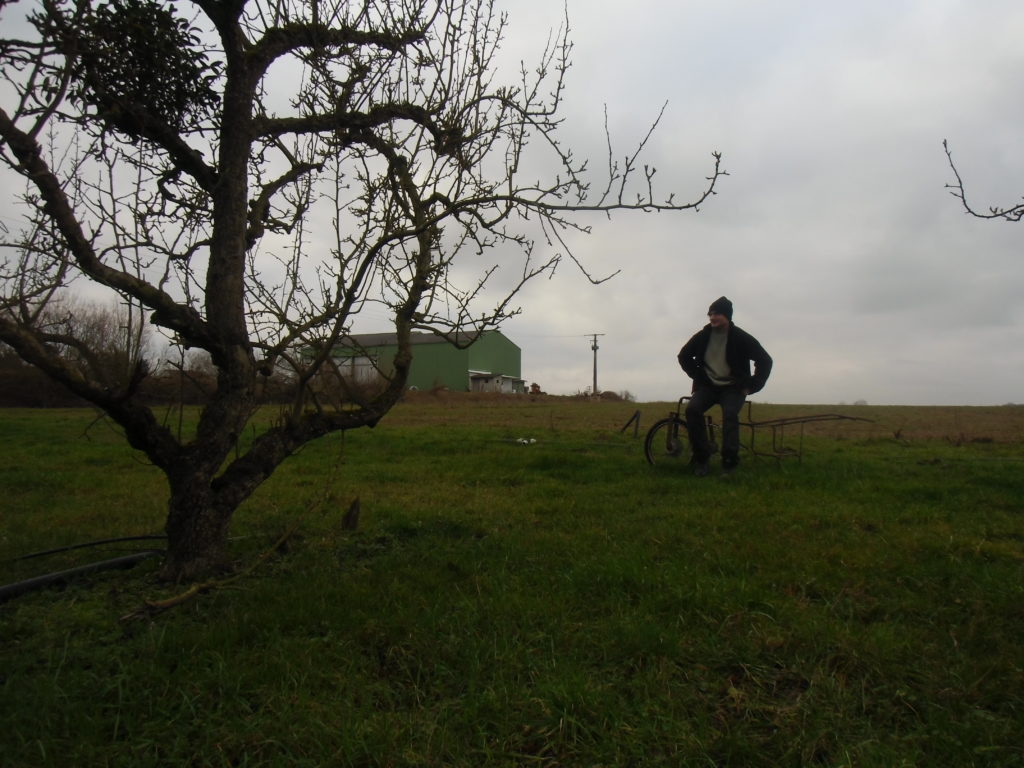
944, 139, 1024, 222
1, 294, 152, 402
0, 0, 724, 580
45, 296, 152, 387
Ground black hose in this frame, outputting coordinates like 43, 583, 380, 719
0, 550, 163, 603
12, 535, 167, 562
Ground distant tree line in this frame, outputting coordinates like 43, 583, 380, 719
0, 349, 302, 408
0, 298, 299, 407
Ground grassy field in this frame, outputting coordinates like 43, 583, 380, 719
2, 395, 1023, 767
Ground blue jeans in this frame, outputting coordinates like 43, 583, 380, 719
685, 385, 746, 467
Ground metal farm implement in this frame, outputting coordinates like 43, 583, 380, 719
643, 396, 873, 467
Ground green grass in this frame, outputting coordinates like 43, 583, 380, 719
2, 399, 1023, 767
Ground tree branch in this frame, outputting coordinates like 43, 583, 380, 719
943, 139, 1024, 222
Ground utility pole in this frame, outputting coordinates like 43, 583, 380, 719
587, 333, 605, 396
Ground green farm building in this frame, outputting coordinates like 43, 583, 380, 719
332, 330, 525, 393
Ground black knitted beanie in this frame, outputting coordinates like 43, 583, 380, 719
708, 296, 733, 320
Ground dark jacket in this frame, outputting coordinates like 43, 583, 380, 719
677, 323, 772, 394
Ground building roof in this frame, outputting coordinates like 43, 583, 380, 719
339, 330, 497, 348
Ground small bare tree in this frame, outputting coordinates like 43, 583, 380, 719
0, 0, 724, 580
42, 296, 152, 390
1, 295, 152, 403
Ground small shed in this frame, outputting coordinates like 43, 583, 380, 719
333, 330, 525, 393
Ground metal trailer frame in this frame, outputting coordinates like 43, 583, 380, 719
740, 402, 873, 463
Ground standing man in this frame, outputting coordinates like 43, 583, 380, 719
677, 296, 772, 476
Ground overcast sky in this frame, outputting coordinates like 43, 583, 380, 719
487, 0, 1024, 405
3, 1, 1022, 406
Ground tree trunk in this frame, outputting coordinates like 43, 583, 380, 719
160, 479, 234, 582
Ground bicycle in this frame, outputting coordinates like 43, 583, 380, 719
643, 396, 717, 467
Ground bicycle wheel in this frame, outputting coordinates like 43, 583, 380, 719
644, 416, 690, 466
